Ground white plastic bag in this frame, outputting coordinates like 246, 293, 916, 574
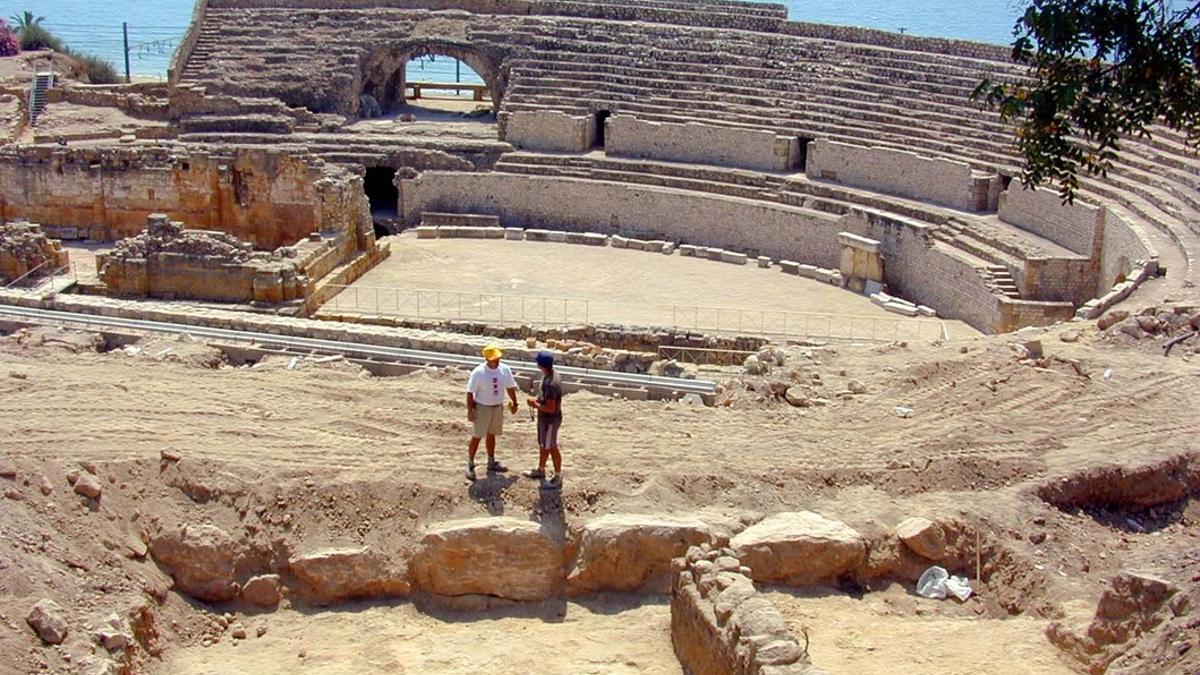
916, 565, 973, 601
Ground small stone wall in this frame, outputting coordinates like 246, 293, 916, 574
0, 222, 70, 284
607, 115, 797, 172
671, 546, 816, 674
501, 110, 590, 152
807, 139, 992, 212
998, 186, 1101, 258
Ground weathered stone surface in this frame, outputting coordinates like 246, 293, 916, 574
148, 524, 239, 602
567, 514, 712, 593
409, 517, 563, 601
288, 547, 408, 605
26, 599, 68, 644
73, 473, 103, 499
240, 574, 282, 607
895, 517, 947, 560
731, 511, 866, 585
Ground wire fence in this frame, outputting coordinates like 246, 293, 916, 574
324, 285, 590, 325
670, 304, 949, 343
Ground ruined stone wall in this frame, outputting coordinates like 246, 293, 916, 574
1023, 257, 1098, 306
98, 215, 309, 303
607, 115, 797, 172
0, 145, 373, 253
501, 110, 590, 152
671, 546, 814, 674
399, 171, 845, 264
807, 140, 982, 211
998, 186, 1102, 257
0, 222, 70, 284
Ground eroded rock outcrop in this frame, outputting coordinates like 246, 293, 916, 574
409, 517, 563, 601
148, 524, 240, 602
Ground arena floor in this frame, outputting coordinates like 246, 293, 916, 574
324, 234, 970, 342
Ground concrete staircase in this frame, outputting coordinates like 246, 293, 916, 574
28, 72, 53, 127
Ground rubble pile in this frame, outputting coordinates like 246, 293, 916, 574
0, 221, 69, 283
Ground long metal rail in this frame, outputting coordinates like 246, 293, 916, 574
0, 305, 716, 397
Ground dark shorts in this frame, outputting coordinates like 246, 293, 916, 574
537, 416, 561, 449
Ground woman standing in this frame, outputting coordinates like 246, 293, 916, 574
525, 351, 564, 488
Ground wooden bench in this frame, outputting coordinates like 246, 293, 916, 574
405, 82, 487, 101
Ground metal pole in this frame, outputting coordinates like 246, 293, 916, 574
122, 23, 132, 84
456, 58, 461, 83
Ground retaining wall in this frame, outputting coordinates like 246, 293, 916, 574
607, 115, 797, 172
502, 110, 590, 152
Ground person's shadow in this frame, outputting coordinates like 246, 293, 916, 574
531, 483, 566, 533
467, 473, 518, 515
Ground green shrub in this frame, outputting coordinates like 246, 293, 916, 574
70, 51, 119, 84
16, 23, 61, 51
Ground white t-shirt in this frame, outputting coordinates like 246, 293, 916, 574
467, 362, 517, 406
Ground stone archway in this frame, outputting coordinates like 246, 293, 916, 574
360, 41, 506, 116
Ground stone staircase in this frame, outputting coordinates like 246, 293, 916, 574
27, 72, 53, 127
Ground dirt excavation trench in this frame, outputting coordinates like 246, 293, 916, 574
0, 314, 1198, 674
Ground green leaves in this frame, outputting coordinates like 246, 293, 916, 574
973, 0, 1200, 202
9, 11, 43, 31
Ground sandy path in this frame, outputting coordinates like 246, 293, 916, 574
164, 597, 678, 675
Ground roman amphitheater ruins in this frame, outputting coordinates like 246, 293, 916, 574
0, 0, 1197, 672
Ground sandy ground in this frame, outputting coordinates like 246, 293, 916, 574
165, 596, 676, 675
0, 315, 1197, 673
326, 235, 966, 342
764, 584, 1073, 674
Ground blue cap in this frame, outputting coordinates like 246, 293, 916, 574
535, 351, 555, 368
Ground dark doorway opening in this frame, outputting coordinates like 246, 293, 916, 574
365, 167, 399, 218
593, 110, 613, 148
796, 136, 813, 172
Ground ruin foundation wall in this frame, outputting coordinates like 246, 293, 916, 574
998, 186, 1102, 258
607, 115, 797, 172
807, 139, 986, 212
0, 145, 373, 253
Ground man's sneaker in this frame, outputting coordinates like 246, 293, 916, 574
465, 465, 476, 481
547, 473, 562, 488
488, 460, 508, 474
524, 468, 546, 479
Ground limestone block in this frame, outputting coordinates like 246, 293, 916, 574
626, 238, 649, 250
883, 301, 919, 317
414, 226, 439, 239
645, 240, 668, 252
797, 264, 818, 278
870, 292, 893, 306
288, 547, 409, 605
662, 243, 676, 255
720, 251, 748, 265
547, 231, 568, 243
504, 228, 525, 241
611, 235, 630, 249
567, 514, 712, 593
917, 305, 937, 317
679, 244, 699, 257
894, 517, 947, 560
757, 256, 772, 268
778, 260, 800, 274
565, 232, 607, 246
410, 517, 563, 601
730, 511, 866, 586
483, 228, 505, 239
525, 229, 552, 242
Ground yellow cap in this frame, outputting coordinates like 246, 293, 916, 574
481, 345, 503, 360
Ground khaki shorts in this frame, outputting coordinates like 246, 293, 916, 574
472, 404, 504, 438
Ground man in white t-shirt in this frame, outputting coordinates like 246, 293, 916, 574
465, 344, 519, 481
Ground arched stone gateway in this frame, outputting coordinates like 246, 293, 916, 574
360, 41, 506, 116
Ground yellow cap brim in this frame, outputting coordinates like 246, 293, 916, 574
482, 346, 502, 359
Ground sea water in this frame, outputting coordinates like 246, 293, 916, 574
0, 1, 1025, 79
